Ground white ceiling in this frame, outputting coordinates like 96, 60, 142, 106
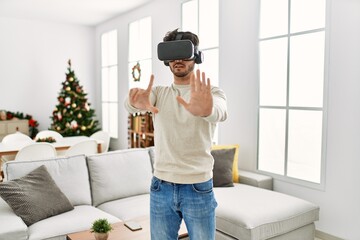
0, 0, 153, 26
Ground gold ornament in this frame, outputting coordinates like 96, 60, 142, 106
77, 113, 82, 118
56, 126, 61, 131
66, 86, 71, 91
72, 103, 77, 108
81, 126, 86, 131
69, 77, 74, 82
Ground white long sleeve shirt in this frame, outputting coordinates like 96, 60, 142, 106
125, 83, 227, 184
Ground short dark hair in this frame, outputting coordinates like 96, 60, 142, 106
163, 29, 199, 47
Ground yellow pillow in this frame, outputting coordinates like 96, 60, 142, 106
211, 144, 239, 183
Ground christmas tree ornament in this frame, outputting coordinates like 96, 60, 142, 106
66, 86, 71, 91
81, 126, 86, 131
69, 77, 74, 82
72, 103, 77, 108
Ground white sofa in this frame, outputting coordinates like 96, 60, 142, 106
0, 148, 319, 240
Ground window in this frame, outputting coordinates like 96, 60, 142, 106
101, 30, 118, 138
182, 0, 219, 86
258, 0, 327, 185
182, 0, 220, 143
128, 17, 152, 89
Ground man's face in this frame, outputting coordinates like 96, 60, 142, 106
169, 59, 195, 78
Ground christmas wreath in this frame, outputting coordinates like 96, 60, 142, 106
132, 62, 141, 82
0, 110, 39, 139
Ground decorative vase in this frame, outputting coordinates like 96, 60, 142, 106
94, 232, 109, 240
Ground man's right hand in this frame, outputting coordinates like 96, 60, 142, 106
129, 74, 159, 114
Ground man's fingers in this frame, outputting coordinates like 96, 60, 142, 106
176, 96, 189, 108
190, 74, 195, 92
195, 69, 201, 91
149, 106, 159, 114
129, 88, 139, 102
146, 74, 155, 92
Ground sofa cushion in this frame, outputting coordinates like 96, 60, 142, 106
214, 184, 319, 240
0, 165, 74, 226
87, 148, 153, 206
211, 148, 236, 187
0, 197, 28, 240
27, 205, 120, 240
3, 155, 92, 206
97, 194, 150, 221
212, 144, 239, 183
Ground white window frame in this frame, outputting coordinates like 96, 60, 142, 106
257, 0, 329, 190
128, 17, 152, 90
101, 30, 118, 139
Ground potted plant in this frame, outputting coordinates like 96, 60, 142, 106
91, 218, 113, 240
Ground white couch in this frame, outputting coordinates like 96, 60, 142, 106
0, 148, 319, 240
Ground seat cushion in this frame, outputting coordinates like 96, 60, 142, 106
3, 155, 92, 206
97, 194, 150, 221
0, 198, 28, 240
27, 205, 120, 240
87, 149, 153, 206
214, 184, 319, 240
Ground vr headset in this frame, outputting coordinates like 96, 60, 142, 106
157, 37, 203, 66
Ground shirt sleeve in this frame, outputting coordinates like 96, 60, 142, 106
202, 86, 228, 123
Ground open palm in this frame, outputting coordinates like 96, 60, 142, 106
177, 70, 213, 117
129, 74, 159, 113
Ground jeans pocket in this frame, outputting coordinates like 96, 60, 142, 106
192, 179, 213, 194
150, 176, 161, 192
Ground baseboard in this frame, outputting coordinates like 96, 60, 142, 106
316, 230, 344, 240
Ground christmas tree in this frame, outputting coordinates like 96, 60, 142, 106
50, 60, 100, 137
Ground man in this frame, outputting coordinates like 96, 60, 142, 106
124, 29, 227, 240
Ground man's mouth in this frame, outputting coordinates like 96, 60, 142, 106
174, 64, 185, 68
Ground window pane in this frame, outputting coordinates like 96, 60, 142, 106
259, 0, 288, 38
289, 32, 325, 107
101, 69, 109, 101
128, 59, 152, 89
259, 38, 288, 106
258, 109, 286, 175
101, 30, 117, 66
182, 0, 198, 34
108, 66, 118, 102
101, 33, 109, 67
109, 103, 118, 138
199, 0, 219, 48
101, 103, 109, 133
108, 30, 118, 66
129, 17, 151, 62
287, 110, 322, 183
290, 0, 326, 33
200, 48, 218, 87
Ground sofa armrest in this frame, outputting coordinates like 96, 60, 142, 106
238, 170, 273, 190
0, 198, 28, 240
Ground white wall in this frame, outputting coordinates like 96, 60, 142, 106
96, 0, 360, 239
0, 17, 96, 130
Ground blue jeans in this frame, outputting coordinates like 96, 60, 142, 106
150, 176, 217, 240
